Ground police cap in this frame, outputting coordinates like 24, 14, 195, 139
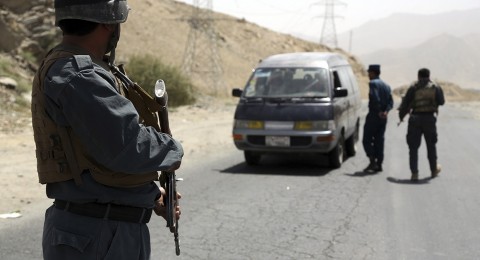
367, 64, 381, 73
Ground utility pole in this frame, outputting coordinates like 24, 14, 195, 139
314, 0, 346, 48
181, 0, 224, 95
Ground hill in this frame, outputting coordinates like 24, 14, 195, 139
360, 33, 480, 89
0, 0, 370, 132
337, 8, 480, 55
116, 0, 369, 97
334, 7, 480, 91
0, 0, 369, 98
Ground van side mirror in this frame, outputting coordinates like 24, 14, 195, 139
232, 88, 243, 97
334, 88, 348, 98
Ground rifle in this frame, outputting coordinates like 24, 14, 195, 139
154, 79, 181, 256
110, 65, 181, 256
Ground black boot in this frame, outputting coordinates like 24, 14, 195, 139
374, 159, 383, 172
363, 157, 378, 172
431, 164, 441, 178
411, 171, 419, 182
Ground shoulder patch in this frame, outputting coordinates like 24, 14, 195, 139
73, 55, 94, 71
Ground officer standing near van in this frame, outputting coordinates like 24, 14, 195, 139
31, 0, 183, 259
398, 68, 445, 181
362, 64, 393, 172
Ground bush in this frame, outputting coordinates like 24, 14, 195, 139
0, 55, 29, 93
125, 55, 196, 107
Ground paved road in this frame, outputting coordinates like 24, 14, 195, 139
1, 103, 479, 260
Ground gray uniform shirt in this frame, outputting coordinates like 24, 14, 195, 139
43, 49, 183, 208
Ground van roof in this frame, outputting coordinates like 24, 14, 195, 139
257, 52, 349, 69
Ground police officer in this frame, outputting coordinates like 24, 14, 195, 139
362, 64, 394, 172
31, 0, 183, 259
398, 68, 445, 181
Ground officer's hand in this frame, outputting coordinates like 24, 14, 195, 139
167, 161, 182, 172
378, 111, 388, 119
154, 187, 182, 221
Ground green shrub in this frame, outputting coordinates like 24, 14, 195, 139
125, 55, 196, 107
19, 51, 37, 66
0, 55, 31, 94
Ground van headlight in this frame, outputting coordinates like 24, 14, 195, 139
234, 120, 264, 129
294, 120, 335, 131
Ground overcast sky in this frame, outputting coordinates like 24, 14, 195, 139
176, 0, 480, 41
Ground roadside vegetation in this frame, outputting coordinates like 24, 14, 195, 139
126, 55, 196, 107
0, 55, 30, 109
0, 54, 31, 132
0, 55, 31, 95
0, 51, 198, 133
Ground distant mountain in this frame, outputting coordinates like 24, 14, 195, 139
360, 33, 480, 89
334, 8, 480, 90
338, 8, 480, 55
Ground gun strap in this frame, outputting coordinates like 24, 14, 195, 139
113, 69, 163, 131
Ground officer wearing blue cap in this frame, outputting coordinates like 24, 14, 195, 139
31, 1, 183, 259
362, 64, 393, 172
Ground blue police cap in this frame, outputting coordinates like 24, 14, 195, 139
367, 64, 381, 73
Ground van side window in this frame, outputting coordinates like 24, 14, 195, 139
338, 67, 354, 95
344, 66, 359, 94
333, 71, 342, 89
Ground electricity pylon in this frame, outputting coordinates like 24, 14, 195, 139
181, 0, 224, 95
314, 0, 346, 48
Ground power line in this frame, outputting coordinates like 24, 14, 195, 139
181, 0, 225, 95
313, 0, 346, 48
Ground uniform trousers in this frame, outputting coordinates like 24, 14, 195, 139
43, 205, 151, 260
362, 113, 387, 165
406, 114, 438, 173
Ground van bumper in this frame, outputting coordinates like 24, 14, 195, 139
232, 129, 338, 154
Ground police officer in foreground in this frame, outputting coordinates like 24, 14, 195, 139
362, 64, 394, 172
398, 68, 445, 182
31, 0, 183, 259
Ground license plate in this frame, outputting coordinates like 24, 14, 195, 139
266, 136, 290, 147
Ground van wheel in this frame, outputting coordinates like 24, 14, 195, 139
329, 135, 344, 168
345, 123, 359, 157
244, 151, 261, 165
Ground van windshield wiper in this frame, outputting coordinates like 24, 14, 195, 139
264, 96, 328, 103
243, 97, 265, 103
291, 96, 328, 102
265, 97, 292, 103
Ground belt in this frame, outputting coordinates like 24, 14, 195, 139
412, 112, 434, 115
54, 199, 153, 224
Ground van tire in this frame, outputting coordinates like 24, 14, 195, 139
244, 151, 261, 165
329, 135, 344, 168
345, 123, 359, 157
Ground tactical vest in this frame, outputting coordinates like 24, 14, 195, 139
32, 46, 161, 188
411, 81, 438, 113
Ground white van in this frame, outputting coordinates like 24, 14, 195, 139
231, 52, 362, 168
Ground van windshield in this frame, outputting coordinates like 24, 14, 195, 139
243, 68, 330, 98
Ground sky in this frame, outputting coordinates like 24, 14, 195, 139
176, 0, 480, 41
